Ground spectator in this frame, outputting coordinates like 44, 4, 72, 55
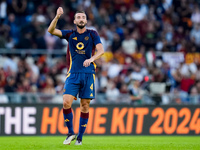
188, 86, 199, 104
128, 80, 143, 105
191, 5, 200, 24
55, 76, 64, 94
10, 0, 27, 25
17, 31, 33, 49
42, 76, 56, 95
20, 78, 31, 92
0, 0, 7, 23
0, 87, 9, 103
44, 30, 57, 51
196, 80, 200, 93
143, 22, 157, 48
131, 64, 144, 82
3, 55, 18, 74
119, 83, 128, 94
0, 28, 6, 48
107, 59, 122, 79
131, 5, 145, 22
36, 30, 47, 49
4, 76, 16, 102
4, 76, 16, 93
106, 80, 120, 103
0, 67, 6, 87
190, 24, 200, 47
122, 32, 137, 55
4, 13, 19, 45
111, 33, 121, 53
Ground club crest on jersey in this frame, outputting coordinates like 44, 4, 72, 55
84, 36, 89, 41
76, 42, 84, 50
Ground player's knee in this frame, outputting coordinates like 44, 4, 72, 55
81, 106, 88, 113
63, 99, 71, 109
81, 101, 90, 113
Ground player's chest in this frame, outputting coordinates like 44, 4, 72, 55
69, 33, 92, 54
70, 33, 91, 46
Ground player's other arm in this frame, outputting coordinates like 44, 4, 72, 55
91, 43, 104, 61
47, 7, 63, 38
83, 43, 104, 67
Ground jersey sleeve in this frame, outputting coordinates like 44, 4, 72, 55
90, 30, 102, 46
60, 30, 73, 40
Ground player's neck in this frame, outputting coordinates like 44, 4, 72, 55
76, 27, 86, 34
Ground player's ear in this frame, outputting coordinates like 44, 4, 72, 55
74, 20, 76, 25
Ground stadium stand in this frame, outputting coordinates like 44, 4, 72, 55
0, 0, 200, 104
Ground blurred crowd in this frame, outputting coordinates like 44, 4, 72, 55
0, 0, 200, 104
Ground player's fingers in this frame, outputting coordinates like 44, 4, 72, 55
60, 8, 64, 14
84, 63, 87, 67
87, 62, 90, 67
83, 61, 87, 67
85, 62, 89, 67
83, 60, 91, 67
58, 7, 63, 14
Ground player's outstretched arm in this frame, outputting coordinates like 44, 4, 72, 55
47, 7, 63, 38
83, 43, 104, 67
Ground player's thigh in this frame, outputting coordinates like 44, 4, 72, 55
79, 73, 95, 99
80, 99, 91, 113
63, 73, 80, 97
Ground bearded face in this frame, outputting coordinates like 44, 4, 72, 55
77, 21, 86, 29
74, 13, 87, 29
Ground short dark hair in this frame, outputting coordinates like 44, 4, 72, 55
74, 11, 86, 19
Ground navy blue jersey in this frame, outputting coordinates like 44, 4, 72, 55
61, 29, 102, 74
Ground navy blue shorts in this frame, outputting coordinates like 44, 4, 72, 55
63, 73, 95, 99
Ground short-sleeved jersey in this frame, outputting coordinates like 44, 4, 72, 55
61, 29, 101, 74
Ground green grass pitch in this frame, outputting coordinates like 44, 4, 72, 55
0, 136, 200, 150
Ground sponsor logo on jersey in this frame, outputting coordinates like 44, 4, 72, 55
81, 124, 87, 127
76, 42, 84, 50
65, 119, 70, 122
73, 37, 77, 40
76, 42, 85, 54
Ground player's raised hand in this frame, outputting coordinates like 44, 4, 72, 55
83, 58, 94, 67
56, 7, 63, 18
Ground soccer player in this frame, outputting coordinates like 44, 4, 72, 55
48, 7, 104, 145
